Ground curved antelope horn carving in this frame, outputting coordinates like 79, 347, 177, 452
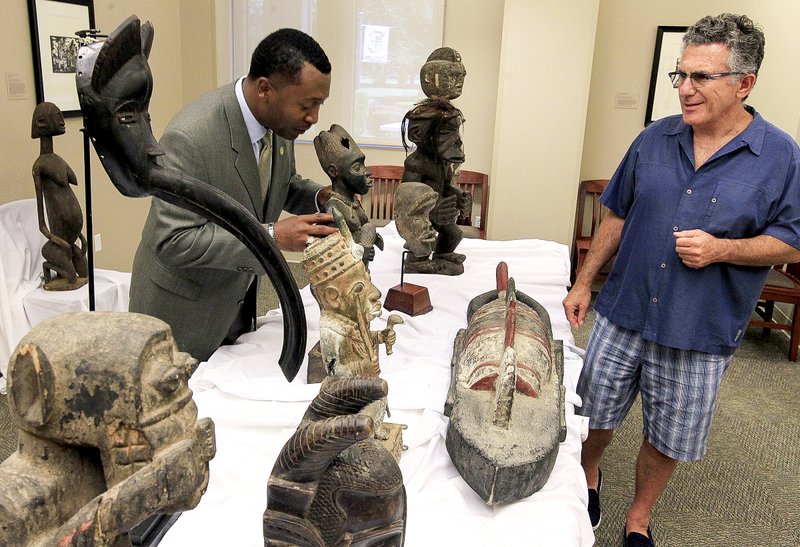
272, 414, 374, 483
303, 378, 388, 422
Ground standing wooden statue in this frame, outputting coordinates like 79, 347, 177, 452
31, 101, 88, 290
399, 47, 471, 276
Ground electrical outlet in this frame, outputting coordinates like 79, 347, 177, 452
475, 215, 481, 226
94, 233, 102, 252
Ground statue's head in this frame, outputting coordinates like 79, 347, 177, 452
420, 47, 466, 100
6, 312, 213, 488
314, 124, 372, 196
394, 182, 438, 257
31, 102, 66, 139
76, 15, 162, 197
303, 210, 381, 321
402, 99, 465, 164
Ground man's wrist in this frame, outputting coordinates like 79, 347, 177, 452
265, 222, 275, 239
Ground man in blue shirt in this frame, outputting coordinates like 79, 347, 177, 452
563, 14, 800, 547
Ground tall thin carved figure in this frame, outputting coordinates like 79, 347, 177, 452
31, 101, 88, 290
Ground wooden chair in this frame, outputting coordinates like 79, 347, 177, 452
365, 165, 404, 226
455, 170, 489, 239
749, 262, 800, 361
571, 179, 613, 285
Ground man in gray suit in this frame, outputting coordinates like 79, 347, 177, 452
130, 29, 337, 361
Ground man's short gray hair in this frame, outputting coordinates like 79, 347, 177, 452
682, 14, 765, 76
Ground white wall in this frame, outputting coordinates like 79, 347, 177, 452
581, 0, 800, 181
489, 0, 600, 244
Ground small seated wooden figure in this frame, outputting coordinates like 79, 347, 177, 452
314, 124, 383, 267
264, 377, 406, 546
0, 311, 216, 545
303, 210, 404, 458
31, 101, 88, 290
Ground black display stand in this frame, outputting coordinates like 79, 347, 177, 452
128, 513, 182, 546
81, 127, 95, 310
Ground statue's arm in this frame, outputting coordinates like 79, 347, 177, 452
49, 424, 213, 545
32, 164, 54, 240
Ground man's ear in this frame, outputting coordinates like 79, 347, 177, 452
256, 76, 273, 99
8, 343, 55, 428
737, 73, 756, 100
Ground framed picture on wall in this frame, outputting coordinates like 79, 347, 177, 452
644, 25, 687, 126
27, 0, 95, 117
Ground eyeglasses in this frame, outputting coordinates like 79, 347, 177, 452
667, 70, 745, 88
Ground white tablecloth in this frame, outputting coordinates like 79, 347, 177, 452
163, 222, 593, 547
0, 199, 130, 391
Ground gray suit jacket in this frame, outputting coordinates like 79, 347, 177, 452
129, 83, 320, 361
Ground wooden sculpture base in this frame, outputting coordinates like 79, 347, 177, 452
384, 283, 432, 316
380, 422, 407, 463
43, 276, 88, 291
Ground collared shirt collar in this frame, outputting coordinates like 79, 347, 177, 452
235, 77, 269, 155
666, 104, 766, 157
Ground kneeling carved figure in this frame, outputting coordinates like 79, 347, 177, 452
445, 262, 566, 504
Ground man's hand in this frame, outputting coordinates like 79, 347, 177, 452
563, 283, 592, 328
674, 229, 720, 269
274, 212, 337, 251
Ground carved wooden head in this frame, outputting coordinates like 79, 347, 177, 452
314, 124, 372, 196
7, 312, 211, 486
420, 47, 466, 100
76, 15, 162, 197
394, 182, 438, 257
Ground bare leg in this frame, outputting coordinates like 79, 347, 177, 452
581, 428, 614, 489
626, 438, 677, 535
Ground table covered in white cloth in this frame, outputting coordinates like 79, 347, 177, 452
0, 199, 130, 393
162, 223, 593, 547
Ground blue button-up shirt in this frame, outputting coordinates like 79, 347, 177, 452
595, 108, 800, 355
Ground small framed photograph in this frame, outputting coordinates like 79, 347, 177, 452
644, 25, 687, 126
27, 0, 95, 117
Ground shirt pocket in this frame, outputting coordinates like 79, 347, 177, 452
703, 178, 768, 238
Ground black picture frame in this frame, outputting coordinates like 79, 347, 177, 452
644, 25, 687, 126
27, 0, 95, 117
